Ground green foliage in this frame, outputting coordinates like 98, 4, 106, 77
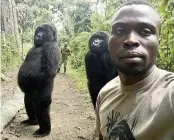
16, 3, 35, 31
104, 0, 126, 20
22, 28, 34, 43
1, 35, 22, 72
67, 65, 88, 93
72, 2, 92, 33
155, 0, 174, 72
16, 0, 58, 33
69, 32, 91, 71
34, 8, 54, 27
59, 36, 70, 46
91, 12, 110, 32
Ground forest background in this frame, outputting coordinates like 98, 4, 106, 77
1, 0, 174, 91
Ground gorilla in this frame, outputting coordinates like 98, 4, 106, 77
85, 31, 118, 109
18, 23, 61, 137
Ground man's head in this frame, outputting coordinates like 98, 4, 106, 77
64, 42, 68, 48
109, 0, 162, 76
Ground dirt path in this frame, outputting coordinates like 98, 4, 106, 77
1, 73, 97, 140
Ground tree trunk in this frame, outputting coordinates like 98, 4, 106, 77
1, 0, 21, 51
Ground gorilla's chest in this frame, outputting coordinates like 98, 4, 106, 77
20, 48, 43, 75
26, 48, 43, 65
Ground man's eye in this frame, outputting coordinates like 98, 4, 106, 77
112, 28, 124, 35
140, 28, 152, 36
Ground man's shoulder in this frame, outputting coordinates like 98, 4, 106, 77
158, 68, 174, 83
158, 67, 174, 75
154, 68, 174, 93
98, 76, 120, 99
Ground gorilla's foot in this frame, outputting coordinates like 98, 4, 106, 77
33, 128, 50, 138
21, 119, 38, 125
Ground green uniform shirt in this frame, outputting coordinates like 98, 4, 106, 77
61, 47, 70, 59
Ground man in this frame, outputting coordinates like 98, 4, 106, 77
96, 0, 174, 140
57, 42, 71, 74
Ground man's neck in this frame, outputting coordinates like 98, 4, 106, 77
118, 65, 155, 86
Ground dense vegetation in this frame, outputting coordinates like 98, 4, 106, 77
1, 0, 174, 76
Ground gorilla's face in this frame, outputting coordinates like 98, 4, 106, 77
91, 37, 105, 52
92, 38, 103, 48
34, 29, 49, 47
89, 32, 109, 54
34, 24, 57, 47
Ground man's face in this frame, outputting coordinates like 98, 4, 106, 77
109, 4, 161, 75
64, 44, 67, 48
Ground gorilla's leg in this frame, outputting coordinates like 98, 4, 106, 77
33, 83, 53, 137
88, 84, 101, 109
21, 94, 38, 125
33, 102, 51, 137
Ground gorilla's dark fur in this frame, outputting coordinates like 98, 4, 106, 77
85, 31, 118, 108
18, 23, 61, 137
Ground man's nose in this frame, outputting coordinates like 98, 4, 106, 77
123, 32, 140, 47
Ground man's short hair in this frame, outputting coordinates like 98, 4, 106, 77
119, 0, 152, 10
116, 0, 161, 18
114, 0, 162, 25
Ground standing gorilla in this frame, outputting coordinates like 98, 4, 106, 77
18, 23, 61, 137
85, 31, 118, 109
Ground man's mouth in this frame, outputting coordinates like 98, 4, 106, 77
120, 51, 143, 59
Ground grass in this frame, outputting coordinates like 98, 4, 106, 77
67, 65, 88, 94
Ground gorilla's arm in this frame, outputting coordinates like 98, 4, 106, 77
100, 53, 118, 81
42, 42, 60, 77
85, 51, 99, 81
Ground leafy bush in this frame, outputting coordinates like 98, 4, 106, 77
91, 12, 110, 32
1, 35, 22, 72
156, 1, 174, 72
21, 28, 34, 43
69, 32, 91, 71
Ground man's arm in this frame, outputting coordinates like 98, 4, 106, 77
95, 95, 103, 140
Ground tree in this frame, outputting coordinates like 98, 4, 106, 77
1, 0, 21, 72
73, 2, 92, 33
1, 0, 21, 49
150, 0, 174, 71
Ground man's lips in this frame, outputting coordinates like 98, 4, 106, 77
120, 51, 143, 59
